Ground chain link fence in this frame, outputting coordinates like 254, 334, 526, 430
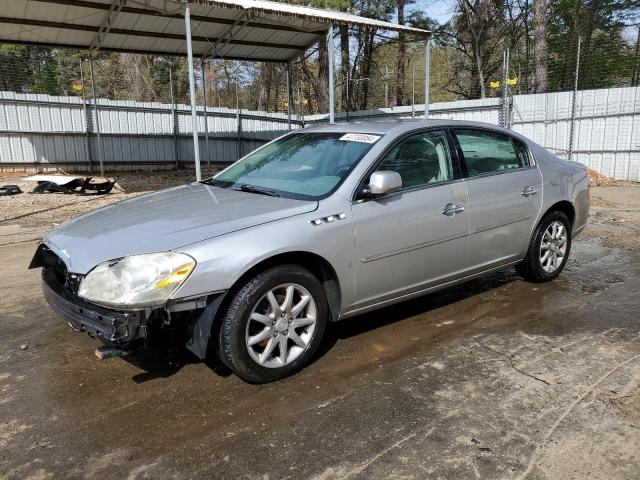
0, 20, 638, 179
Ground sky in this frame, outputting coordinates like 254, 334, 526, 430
407, 0, 457, 25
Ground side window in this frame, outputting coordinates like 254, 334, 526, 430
513, 139, 531, 167
376, 130, 453, 189
454, 129, 526, 177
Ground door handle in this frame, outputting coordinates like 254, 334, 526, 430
442, 203, 465, 216
521, 186, 538, 197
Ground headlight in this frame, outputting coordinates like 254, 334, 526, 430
78, 252, 195, 308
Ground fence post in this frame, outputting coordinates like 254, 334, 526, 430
568, 36, 582, 161
169, 67, 179, 169
500, 50, 510, 128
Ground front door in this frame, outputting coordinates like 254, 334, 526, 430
452, 128, 543, 272
352, 129, 470, 308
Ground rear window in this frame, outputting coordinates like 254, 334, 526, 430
454, 129, 529, 176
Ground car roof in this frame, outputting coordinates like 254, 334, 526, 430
300, 119, 517, 138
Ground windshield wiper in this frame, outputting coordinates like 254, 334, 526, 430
238, 184, 280, 197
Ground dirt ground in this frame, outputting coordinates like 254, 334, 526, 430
0, 172, 639, 480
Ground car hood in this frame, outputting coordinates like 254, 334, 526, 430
44, 183, 318, 274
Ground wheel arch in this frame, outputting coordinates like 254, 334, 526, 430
224, 251, 342, 324
541, 200, 575, 227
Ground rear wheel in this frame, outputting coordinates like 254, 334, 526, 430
218, 265, 328, 383
517, 211, 572, 282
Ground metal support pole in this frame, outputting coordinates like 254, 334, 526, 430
500, 50, 511, 128
346, 68, 350, 123
169, 67, 179, 169
88, 55, 104, 176
286, 62, 293, 130
424, 39, 431, 118
505, 49, 511, 128
201, 60, 210, 167
80, 59, 93, 171
184, 2, 201, 181
327, 26, 335, 124
236, 83, 242, 160
568, 36, 581, 161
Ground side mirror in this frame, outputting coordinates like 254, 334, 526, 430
368, 170, 402, 196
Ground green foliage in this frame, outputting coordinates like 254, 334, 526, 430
0, 0, 636, 107
0, 45, 82, 95
546, 0, 639, 90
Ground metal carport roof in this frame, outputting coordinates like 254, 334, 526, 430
0, 0, 429, 62
0, 0, 431, 180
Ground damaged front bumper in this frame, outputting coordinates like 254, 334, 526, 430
35, 244, 227, 359
42, 267, 147, 344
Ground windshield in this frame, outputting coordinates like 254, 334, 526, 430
206, 132, 381, 200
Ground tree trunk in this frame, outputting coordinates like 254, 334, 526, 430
318, 38, 328, 114
361, 29, 375, 109
340, 26, 350, 112
258, 64, 272, 111
474, 41, 486, 98
533, 0, 548, 93
562, 1, 583, 90
579, 0, 600, 89
633, 26, 640, 87
395, 0, 406, 106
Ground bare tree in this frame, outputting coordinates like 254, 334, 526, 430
340, 25, 351, 111
257, 64, 274, 111
458, 0, 499, 98
533, 0, 548, 92
396, 0, 407, 105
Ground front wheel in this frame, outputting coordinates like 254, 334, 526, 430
218, 265, 328, 383
516, 211, 572, 283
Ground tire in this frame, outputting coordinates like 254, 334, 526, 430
516, 210, 572, 283
218, 264, 328, 383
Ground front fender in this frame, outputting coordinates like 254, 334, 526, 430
174, 195, 356, 311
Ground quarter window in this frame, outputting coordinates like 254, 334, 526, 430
454, 129, 528, 177
376, 130, 453, 189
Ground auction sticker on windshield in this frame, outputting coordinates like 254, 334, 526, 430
339, 133, 381, 143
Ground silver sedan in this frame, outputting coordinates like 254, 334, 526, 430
32, 120, 590, 383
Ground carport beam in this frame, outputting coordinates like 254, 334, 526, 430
327, 26, 335, 124
184, 2, 201, 181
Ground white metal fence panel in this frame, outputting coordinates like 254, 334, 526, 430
0, 87, 638, 180
511, 86, 640, 181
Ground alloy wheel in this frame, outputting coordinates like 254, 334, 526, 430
539, 221, 568, 273
245, 283, 317, 368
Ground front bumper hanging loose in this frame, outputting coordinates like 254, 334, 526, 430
42, 268, 146, 344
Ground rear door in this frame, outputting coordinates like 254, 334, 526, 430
352, 129, 469, 307
452, 128, 542, 272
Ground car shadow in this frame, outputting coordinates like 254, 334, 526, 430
318, 267, 519, 356
122, 267, 520, 383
